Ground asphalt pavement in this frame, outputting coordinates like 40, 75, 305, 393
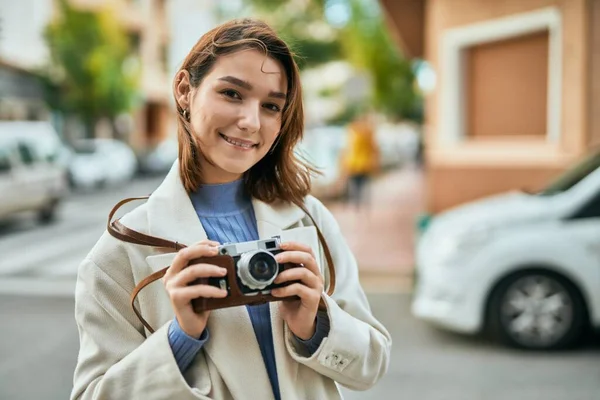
0, 293, 598, 400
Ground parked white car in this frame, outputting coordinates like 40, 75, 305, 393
68, 138, 137, 189
413, 149, 600, 349
0, 121, 68, 223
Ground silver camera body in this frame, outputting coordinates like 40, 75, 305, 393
217, 237, 287, 295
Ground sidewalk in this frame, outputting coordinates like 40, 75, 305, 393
324, 166, 425, 292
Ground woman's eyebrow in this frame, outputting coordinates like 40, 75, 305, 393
218, 75, 286, 100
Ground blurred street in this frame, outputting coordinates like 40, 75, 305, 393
1, 292, 599, 400
0, 175, 165, 296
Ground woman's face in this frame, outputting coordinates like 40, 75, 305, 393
177, 49, 287, 184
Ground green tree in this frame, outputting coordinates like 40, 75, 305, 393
216, 0, 341, 70
340, 0, 421, 122
43, 0, 139, 138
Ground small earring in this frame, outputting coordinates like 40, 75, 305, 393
182, 109, 190, 121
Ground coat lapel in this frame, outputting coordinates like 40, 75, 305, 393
145, 162, 208, 246
251, 197, 306, 240
145, 161, 307, 246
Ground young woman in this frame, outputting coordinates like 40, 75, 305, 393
71, 18, 391, 400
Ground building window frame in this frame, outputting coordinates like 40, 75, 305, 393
439, 7, 563, 145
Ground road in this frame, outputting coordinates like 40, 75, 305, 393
0, 176, 599, 400
0, 293, 598, 400
0, 175, 165, 296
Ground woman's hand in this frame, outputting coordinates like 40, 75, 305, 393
163, 239, 228, 338
271, 241, 324, 340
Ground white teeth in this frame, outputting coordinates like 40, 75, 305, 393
222, 134, 254, 149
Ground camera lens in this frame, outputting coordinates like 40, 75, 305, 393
249, 253, 278, 282
237, 250, 279, 290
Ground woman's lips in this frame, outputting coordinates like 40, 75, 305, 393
219, 133, 257, 150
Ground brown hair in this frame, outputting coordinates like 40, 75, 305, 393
173, 18, 317, 206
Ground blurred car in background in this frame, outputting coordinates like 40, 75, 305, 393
137, 138, 178, 175
413, 149, 600, 350
0, 121, 68, 223
67, 138, 137, 189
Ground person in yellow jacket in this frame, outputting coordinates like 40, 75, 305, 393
342, 116, 379, 209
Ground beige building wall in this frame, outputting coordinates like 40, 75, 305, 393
422, 0, 592, 212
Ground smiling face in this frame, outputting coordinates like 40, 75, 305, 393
175, 49, 287, 184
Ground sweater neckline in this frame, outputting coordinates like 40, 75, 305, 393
189, 179, 251, 217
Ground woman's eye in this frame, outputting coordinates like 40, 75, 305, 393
264, 103, 281, 113
222, 89, 241, 100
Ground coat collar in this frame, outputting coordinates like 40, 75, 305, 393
146, 161, 306, 246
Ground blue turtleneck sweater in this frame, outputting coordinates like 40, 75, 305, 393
167, 179, 330, 400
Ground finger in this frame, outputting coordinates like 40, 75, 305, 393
167, 264, 228, 289
280, 241, 315, 258
271, 283, 319, 304
186, 240, 221, 257
196, 239, 220, 247
170, 284, 228, 307
273, 266, 322, 290
166, 243, 219, 278
275, 251, 321, 279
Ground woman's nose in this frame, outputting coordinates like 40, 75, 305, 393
238, 103, 261, 133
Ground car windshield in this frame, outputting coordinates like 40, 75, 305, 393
72, 142, 97, 155
538, 149, 600, 196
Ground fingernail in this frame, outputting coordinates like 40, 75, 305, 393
220, 268, 227, 274
280, 242, 288, 249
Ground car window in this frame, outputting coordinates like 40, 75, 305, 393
568, 190, 600, 220
539, 150, 600, 196
72, 142, 97, 154
16, 142, 38, 165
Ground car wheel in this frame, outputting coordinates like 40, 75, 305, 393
38, 199, 58, 224
488, 271, 586, 350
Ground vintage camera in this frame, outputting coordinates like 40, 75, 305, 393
190, 237, 301, 312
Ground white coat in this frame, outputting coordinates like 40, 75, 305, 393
71, 162, 392, 400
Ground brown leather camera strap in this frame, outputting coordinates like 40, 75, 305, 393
107, 196, 336, 333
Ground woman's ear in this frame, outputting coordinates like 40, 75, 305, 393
175, 70, 192, 110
